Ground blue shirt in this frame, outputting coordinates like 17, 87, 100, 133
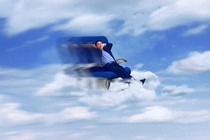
102, 49, 115, 64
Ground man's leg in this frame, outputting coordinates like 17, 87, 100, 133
105, 63, 132, 80
105, 63, 146, 85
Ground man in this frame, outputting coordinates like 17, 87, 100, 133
95, 40, 145, 84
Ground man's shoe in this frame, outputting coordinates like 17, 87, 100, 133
140, 78, 146, 85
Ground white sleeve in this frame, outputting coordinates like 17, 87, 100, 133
102, 43, 106, 47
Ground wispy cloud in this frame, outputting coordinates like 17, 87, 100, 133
2, 131, 40, 140
182, 24, 208, 37
161, 85, 194, 96
6, 35, 49, 51
23, 36, 49, 45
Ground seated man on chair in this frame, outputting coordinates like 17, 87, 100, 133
94, 40, 145, 84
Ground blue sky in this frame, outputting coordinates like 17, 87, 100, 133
1, 0, 210, 139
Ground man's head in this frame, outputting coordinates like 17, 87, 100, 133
95, 40, 103, 50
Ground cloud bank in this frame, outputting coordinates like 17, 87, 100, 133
1, 0, 210, 35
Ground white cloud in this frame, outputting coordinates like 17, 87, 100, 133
166, 51, 210, 74
4, 0, 78, 35
0, 100, 96, 125
1, 64, 210, 126
78, 84, 156, 107
1, 65, 154, 107
0, 103, 45, 125
134, 63, 144, 69
0, 0, 17, 17
0, 95, 6, 102
57, 106, 97, 122
0, 64, 63, 95
1, 64, 210, 140
0, 64, 61, 79
64, 132, 88, 140
2, 0, 210, 36
148, 0, 210, 31
36, 69, 158, 107
52, 14, 114, 35
182, 24, 208, 36
3, 131, 39, 140
132, 136, 164, 140
176, 110, 210, 123
132, 70, 160, 90
35, 72, 77, 96
161, 85, 194, 96
126, 105, 210, 123
194, 86, 210, 93
114, 0, 172, 36
2, 0, 118, 35
127, 106, 173, 123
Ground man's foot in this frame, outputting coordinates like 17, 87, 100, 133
140, 78, 146, 85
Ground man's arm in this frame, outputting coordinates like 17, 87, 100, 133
103, 43, 113, 52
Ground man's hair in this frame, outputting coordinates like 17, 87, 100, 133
94, 40, 102, 46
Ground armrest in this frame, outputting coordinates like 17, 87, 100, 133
115, 58, 127, 64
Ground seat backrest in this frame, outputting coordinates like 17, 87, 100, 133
57, 36, 109, 64
67, 36, 108, 44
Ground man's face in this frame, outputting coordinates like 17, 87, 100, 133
96, 41, 103, 50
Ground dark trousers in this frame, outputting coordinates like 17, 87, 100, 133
104, 62, 132, 80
